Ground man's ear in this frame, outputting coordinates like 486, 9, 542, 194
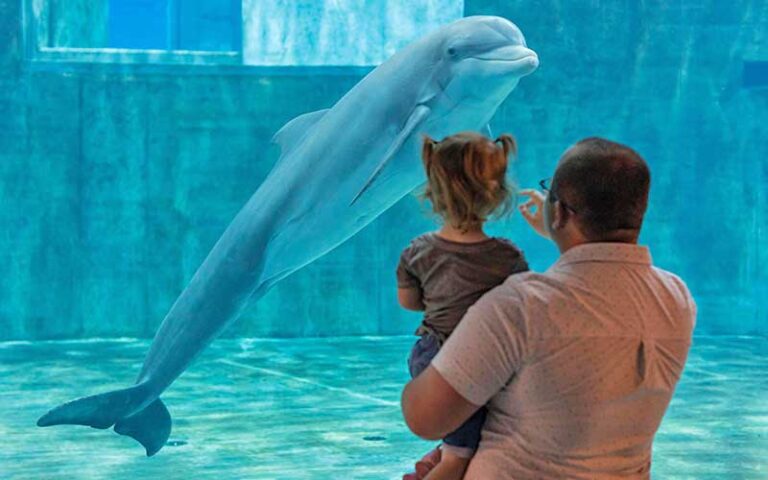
551, 201, 567, 231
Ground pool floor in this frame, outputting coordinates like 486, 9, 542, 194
0, 336, 766, 479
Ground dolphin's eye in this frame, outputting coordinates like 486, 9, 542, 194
447, 47, 458, 57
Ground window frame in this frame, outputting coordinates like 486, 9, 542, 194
20, 0, 462, 77
22, 0, 243, 71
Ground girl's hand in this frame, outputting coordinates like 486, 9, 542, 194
518, 189, 551, 239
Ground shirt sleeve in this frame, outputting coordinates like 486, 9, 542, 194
498, 240, 530, 275
510, 253, 529, 275
689, 295, 698, 330
667, 271, 698, 331
396, 245, 420, 289
431, 282, 527, 406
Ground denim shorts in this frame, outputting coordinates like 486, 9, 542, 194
407, 333, 487, 453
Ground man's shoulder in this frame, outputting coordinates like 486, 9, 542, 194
650, 265, 687, 284
650, 266, 695, 300
650, 266, 697, 321
486, 269, 589, 320
476, 271, 554, 309
499, 270, 556, 294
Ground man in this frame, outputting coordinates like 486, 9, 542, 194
401, 137, 696, 479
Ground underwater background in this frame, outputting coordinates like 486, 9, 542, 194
1, 0, 766, 340
0, 1, 767, 479
0, 0, 768, 340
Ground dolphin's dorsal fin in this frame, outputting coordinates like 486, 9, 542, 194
350, 105, 431, 206
271, 109, 330, 155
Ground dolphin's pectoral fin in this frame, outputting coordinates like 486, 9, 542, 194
114, 398, 172, 457
350, 105, 431, 205
271, 109, 330, 157
485, 124, 494, 139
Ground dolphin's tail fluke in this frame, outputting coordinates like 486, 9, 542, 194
36, 385, 172, 456
114, 398, 171, 456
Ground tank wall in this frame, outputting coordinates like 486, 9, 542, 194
0, 0, 766, 339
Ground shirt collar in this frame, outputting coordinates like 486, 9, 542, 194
551, 242, 652, 269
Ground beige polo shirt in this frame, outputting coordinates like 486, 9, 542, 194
432, 243, 696, 479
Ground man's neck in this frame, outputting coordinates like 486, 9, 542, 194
555, 233, 639, 254
556, 237, 588, 254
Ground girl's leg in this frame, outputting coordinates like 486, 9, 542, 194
422, 451, 470, 480
423, 406, 484, 480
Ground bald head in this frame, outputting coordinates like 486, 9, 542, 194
552, 137, 650, 242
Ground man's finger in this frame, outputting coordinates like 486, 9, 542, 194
518, 189, 545, 203
518, 205, 535, 221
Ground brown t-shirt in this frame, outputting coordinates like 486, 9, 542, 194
396, 232, 528, 342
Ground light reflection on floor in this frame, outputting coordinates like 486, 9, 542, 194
0, 336, 765, 479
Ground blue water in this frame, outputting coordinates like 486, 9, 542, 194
1, 0, 767, 478
2, 0, 766, 340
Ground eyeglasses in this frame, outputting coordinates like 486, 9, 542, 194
539, 177, 578, 214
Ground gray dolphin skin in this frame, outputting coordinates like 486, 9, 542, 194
37, 15, 538, 456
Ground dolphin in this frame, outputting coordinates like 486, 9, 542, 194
37, 15, 538, 456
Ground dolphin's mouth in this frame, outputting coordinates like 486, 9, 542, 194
473, 46, 539, 72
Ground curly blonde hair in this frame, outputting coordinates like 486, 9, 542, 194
418, 131, 517, 233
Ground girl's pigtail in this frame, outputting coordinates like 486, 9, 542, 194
422, 135, 438, 175
420, 135, 439, 205
495, 134, 518, 159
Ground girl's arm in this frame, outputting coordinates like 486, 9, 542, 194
397, 243, 424, 310
398, 287, 426, 311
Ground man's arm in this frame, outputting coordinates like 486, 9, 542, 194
401, 365, 480, 439
400, 283, 527, 439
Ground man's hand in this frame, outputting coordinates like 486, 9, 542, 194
518, 189, 550, 239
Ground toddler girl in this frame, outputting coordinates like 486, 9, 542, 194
397, 132, 529, 480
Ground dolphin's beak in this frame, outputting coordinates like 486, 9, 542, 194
474, 45, 539, 75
